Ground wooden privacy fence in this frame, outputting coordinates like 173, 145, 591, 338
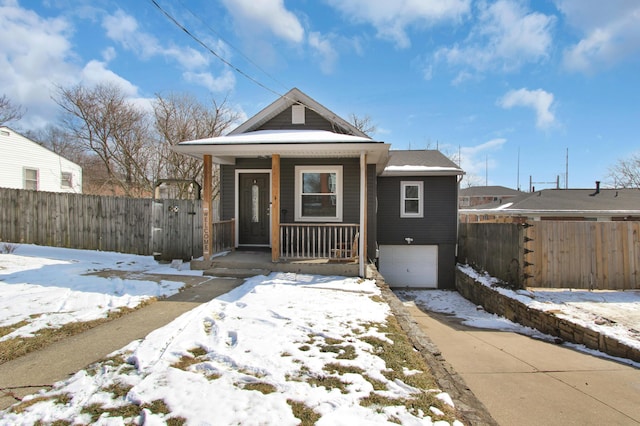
458, 223, 524, 287
0, 188, 203, 261
458, 221, 640, 290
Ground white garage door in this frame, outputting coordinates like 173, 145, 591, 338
378, 245, 438, 288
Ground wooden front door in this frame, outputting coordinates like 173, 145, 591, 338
239, 173, 270, 245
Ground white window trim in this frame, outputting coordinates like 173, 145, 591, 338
295, 165, 343, 222
24, 167, 39, 191
61, 171, 73, 188
401, 181, 423, 218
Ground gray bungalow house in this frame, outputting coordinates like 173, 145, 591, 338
174, 88, 464, 289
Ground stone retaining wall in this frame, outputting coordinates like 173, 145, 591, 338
455, 268, 640, 363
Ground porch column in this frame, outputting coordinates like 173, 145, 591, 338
271, 154, 281, 262
359, 152, 367, 277
202, 154, 213, 260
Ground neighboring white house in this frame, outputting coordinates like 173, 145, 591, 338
0, 126, 82, 193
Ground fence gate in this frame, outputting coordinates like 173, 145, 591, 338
151, 199, 203, 261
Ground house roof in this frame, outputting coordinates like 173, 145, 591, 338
459, 185, 523, 197
380, 150, 464, 177
174, 89, 391, 169
0, 126, 81, 166
174, 129, 390, 168
461, 188, 640, 216
230, 88, 367, 137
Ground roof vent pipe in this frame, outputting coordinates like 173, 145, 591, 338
590, 181, 601, 197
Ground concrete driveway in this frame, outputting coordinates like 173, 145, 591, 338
405, 302, 640, 425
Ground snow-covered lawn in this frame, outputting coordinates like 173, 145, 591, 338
0, 245, 462, 425
0, 244, 200, 342
398, 264, 640, 368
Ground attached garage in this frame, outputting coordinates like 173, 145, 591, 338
378, 245, 438, 288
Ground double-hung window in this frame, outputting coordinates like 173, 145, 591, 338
24, 168, 38, 191
61, 172, 73, 189
295, 165, 342, 222
401, 181, 423, 218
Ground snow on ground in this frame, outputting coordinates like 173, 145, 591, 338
0, 243, 201, 341
1, 271, 462, 425
397, 264, 640, 368
0, 244, 462, 425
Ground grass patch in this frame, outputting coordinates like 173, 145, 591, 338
307, 374, 350, 394
320, 343, 357, 360
166, 417, 187, 426
242, 382, 277, 394
361, 318, 437, 390
34, 420, 72, 426
298, 344, 311, 351
287, 399, 321, 426
9, 393, 71, 414
324, 337, 343, 345
0, 320, 30, 338
102, 381, 133, 399
140, 399, 186, 425
0, 300, 154, 365
369, 295, 385, 304
141, 399, 171, 415
81, 402, 141, 423
323, 362, 364, 376
359, 316, 458, 422
86, 353, 133, 377
171, 347, 208, 371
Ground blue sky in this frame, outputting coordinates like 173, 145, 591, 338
2, 0, 639, 190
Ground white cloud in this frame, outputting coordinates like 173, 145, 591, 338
498, 88, 556, 129
183, 69, 236, 93
221, 0, 304, 43
80, 60, 139, 97
308, 32, 338, 74
556, 0, 640, 73
0, 1, 78, 128
458, 138, 507, 184
435, 0, 555, 75
102, 10, 210, 70
325, 0, 470, 48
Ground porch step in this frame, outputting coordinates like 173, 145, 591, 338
203, 267, 271, 279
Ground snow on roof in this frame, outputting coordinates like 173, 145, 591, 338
384, 165, 463, 172
381, 150, 464, 176
178, 129, 376, 145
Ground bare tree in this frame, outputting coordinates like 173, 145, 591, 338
0, 94, 25, 126
153, 92, 239, 199
348, 113, 377, 136
608, 153, 640, 188
54, 83, 155, 197
25, 125, 85, 164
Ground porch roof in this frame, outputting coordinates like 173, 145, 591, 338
174, 129, 391, 170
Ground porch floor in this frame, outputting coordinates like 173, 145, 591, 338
191, 249, 360, 278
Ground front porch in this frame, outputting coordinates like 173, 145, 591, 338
191, 247, 361, 278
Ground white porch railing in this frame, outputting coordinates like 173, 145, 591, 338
279, 223, 359, 260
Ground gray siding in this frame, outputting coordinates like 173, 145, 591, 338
257, 107, 350, 133
377, 175, 458, 244
280, 158, 360, 224
377, 175, 459, 289
221, 158, 271, 220
221, 158, 375, 254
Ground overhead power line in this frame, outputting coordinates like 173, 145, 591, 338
149, 0, 283, 98
175, 0, 288, 92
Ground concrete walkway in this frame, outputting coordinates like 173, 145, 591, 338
405, 302, 640, 426
0, 275, 244, 410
